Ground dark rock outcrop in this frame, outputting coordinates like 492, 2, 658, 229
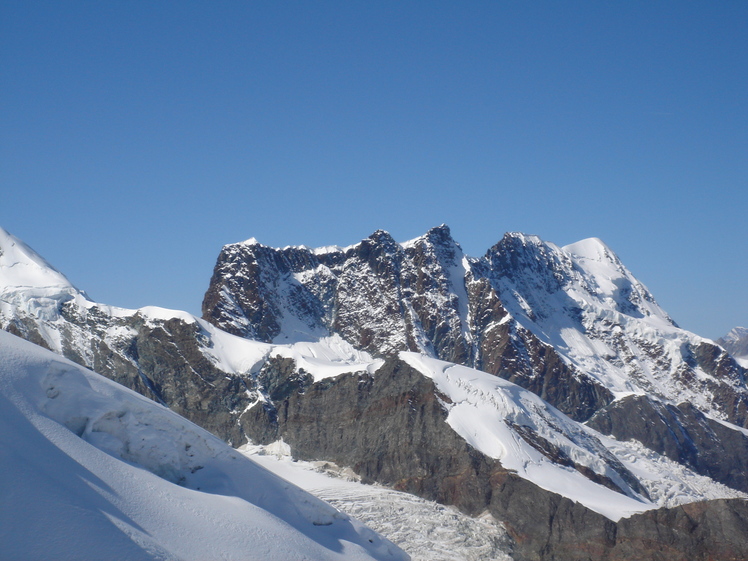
494, 488, 748, 561
242, 357, 504, 514
587, 394, 748, 493
613, 499, 748, 561
239, 355, 748, 561
5, 303, 253, 445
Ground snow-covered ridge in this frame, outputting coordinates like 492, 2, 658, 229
0, 226, 381, 383
205, 225, 748, 431
400, 352, 746, 521
0, 330, 407, 560
0, 227, 91, 323
231, 225, 457, 257
0, 226, 76, 291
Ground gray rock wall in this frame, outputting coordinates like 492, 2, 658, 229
239, 355, 748, 561
587, 394, 748, 492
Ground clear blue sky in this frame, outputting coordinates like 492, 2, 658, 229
1, 1, 746, 339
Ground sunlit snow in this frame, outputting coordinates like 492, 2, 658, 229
400, 352, 747, 521
0, 330, 407, 561
241, 444, 513, 561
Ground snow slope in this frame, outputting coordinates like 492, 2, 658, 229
719, 326, 748, 361
400, 352, 747, 521
0, 330, 407, 561
0, 226, 89, 326
243, 445, 513, 561
486, 233, 746, 422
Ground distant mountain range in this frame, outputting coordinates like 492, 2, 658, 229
2, 225, 747, 561
719, 326, 748, 363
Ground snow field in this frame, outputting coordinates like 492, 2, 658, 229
400, 352, 747, 521
243, 446, 513, 561
0, 330, 407, 561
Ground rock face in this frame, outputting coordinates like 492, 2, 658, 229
243, 356, 644, 504
203, 226, 748, 427
202, 226, 616, 422
496, 489, 748, 561
613, 499, 748, 561
587, 395, 748, 492
238, 355, 748, 561
245, 358, 503, 513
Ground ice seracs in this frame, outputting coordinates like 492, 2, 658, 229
0, 226, 89, 324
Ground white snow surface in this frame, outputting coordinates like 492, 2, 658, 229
0, 227, 89, 325
400, 352, 747, 521
0, 227, 75, 292
205, 328, 384, 382
0, 330, 407, 561
241, 444, 513, 561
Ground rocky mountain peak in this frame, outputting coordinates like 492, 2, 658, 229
368, 229, 397, 244
718, 326, 748, 360
201, 227, 748, 429
423, 223, 455, 245
352, 230, 403, 277
406, 224, 463, 261
482, 232, 572, 306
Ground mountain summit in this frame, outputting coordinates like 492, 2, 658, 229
203, 226, 747, 427
719, 326, 748, 361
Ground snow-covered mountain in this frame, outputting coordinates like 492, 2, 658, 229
3, 225, 748, 561
719, 326, 748, 365
203, 226, 747, 428
0, 329, 406, 561
201, 227, 748, 492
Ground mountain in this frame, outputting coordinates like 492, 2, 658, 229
0, 329, 406, 561
203, 226, 747, 427
201, 227, 748, 490
719, 326, 748, 364
3, 225, 748, 560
